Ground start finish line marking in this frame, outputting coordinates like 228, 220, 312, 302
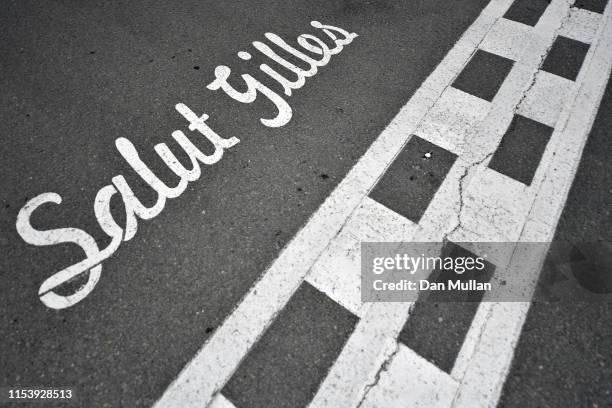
15, 21, 358, 310
156, 0, 612, 407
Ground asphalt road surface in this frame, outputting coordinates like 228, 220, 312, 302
1, 0, 489, 406
499, 44, 612, 408
1, 0, 610, 407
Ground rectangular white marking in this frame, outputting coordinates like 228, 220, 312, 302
480, 18, 535, 61
209, 395, 236, 408
517, 70, 574, 127
451, 167, 533, 242
306, 197, 417, 317
359, 345, 459, 408
415, 87, 492, 156
560, 7, 602, 43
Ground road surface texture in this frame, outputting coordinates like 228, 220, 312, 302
1, 0, 610, 407
499, 34, 612, 408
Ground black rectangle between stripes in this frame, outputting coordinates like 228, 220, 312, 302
398, 242, 495, 373
573, 0, 608, 14
222, 282, 358, 408
369, 135, 457, 223
541, 36, 590, 81
488, 114, 554, 185
503, 0, 551, 27
451, 50, 514, 102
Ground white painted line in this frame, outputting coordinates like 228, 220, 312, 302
153, 78, 431, 408
426, 0, 571, 239
415, 87, 492, 156
346, 197, 418, 242
452, 4, 612, 407
560, 7, 602, 43
306, 197, 417, 317
209, 394, 236, 408
413, 159, 476, 242
308, 302, 414, 408
449, 301, 494, 382
359, 345, 459, 408
313, 0, 598, 407
155, 0, 612, 406
516, 70, 574, 127
310, 157, 494, 408
311, 3, 571, 405
306, 230, 370, 318
457, 0, 575, 165
479, 18, 534, 61
451, 167, 534, 242
533, 0, 573, 38
153, 1, 511, 407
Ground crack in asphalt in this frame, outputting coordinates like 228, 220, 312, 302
356, 341, 401, 408
442, 150, 496, 244
442, 7, 572, 245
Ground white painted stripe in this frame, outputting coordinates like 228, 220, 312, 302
450, 167, 534, 242
308, 302, 414, 408
415, 87, 492, 156
452, 4, 612, 407
208, 395, 236, 408
153, 80, 430, 408
155, 0, 612, 406
345, 197, 418, 242
309, 158, 487, 408
479, 18, 534, 61
153, 1, 510, 407
305, 197, 417, 317
516, 70, 574, 127
310, 0, 575, 403
449, 302, 494, 382
209, 394, 236, 408
359, 345, 459, 408
305, 229, 370, 318
423, 0, 574, 242
313, 0, 597, 407
560, 7, 602, 43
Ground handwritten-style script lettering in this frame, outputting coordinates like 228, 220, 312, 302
16, 21, 358, 309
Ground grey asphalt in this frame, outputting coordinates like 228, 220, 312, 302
0, 0, 490, 406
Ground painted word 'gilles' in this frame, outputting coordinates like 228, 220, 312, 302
16, 21, 358, 309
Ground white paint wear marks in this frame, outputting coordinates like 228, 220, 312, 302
15, 21, 358, 309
